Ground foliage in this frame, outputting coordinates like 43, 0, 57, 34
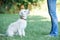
1, 0, 60, 13
0, 0, 45, 14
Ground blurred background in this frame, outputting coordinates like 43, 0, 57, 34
0, 0, 60, 40
0, 0, 60, 21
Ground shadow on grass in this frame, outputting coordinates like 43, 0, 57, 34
27, 16, 51, 35
0, 14, 60, 40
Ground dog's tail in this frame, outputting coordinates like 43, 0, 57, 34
0, 34, 6, 36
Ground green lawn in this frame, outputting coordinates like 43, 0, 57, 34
0, 14, 60, 40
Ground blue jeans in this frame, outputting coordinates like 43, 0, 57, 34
47, 0, 58, 36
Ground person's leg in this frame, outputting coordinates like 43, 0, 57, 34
47, 0, 58, 36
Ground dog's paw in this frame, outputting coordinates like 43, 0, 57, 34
23, 34, 25, 37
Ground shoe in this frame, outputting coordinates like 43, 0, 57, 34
45, 34, 58, 37
49, 34, 58, 37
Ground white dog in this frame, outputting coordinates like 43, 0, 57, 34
6, 19, 27, 37
6, 9, 29, 37
0, 4, 29, 37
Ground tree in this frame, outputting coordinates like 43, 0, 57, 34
0, 0, 45, 13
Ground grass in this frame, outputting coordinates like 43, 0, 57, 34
0, 14, 60, 40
